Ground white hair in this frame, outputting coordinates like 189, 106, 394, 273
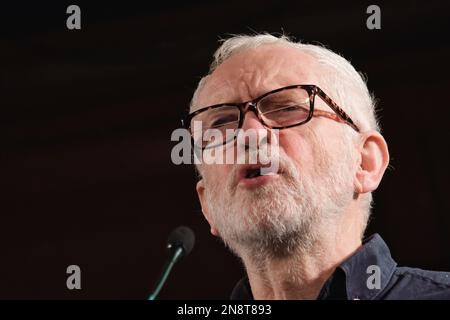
192, 34, 380, 131
191, 33, 380, 236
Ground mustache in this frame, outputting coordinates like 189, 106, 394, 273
227, 150, 299, 192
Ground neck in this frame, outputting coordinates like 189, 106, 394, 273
237, 210, 363, 300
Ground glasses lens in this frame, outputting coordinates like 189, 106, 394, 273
190, 105, 240, 149
258, 88, 311, 128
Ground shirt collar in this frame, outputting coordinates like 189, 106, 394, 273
230, 233, 397, 300
337, 233, 397, 300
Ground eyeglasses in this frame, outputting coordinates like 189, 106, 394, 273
182, 84, 360, 149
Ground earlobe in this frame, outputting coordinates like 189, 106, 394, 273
354, 131, 390, 194
196, 179, 219, 236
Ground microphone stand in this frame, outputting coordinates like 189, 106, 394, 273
148, 246, 184, 300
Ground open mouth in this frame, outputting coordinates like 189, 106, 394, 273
243, 165, 279, 179
237, 164, 280, 188
245, 167, 262, 179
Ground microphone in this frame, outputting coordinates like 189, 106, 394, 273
148, 226, 195, 300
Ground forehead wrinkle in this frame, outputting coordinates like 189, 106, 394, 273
195, 68, 255, 108
194, 77, 235, 109
196, 45, 324, 110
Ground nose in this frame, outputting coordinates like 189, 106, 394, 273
241, 103, 266, 131
240, 103, 274, 148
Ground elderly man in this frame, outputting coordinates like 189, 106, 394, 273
184, 34, 450, 299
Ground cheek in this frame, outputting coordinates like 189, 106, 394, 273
278, 129, 316, 172
202, 163, 234, 185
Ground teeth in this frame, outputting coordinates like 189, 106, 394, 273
260, 166, 278, 176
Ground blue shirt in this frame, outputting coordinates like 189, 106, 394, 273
230, 234, 450, 300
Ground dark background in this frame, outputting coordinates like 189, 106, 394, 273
1, 0, 449, 299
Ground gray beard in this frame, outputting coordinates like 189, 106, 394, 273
204, 150, 354, 260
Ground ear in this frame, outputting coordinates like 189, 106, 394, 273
354, 131, 390, 194
196, 179, 219, 236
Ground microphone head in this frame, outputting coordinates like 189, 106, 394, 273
167, 226, 195, 257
